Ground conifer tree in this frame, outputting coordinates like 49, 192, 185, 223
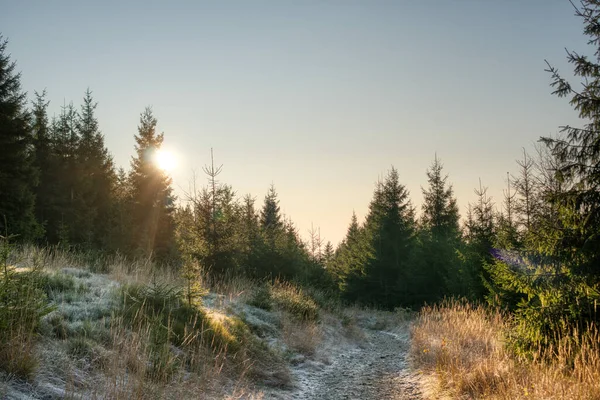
464, 181, 496, 300
31, 90, 53, 239
0, 36, 40, 240
418, 156, 462, 301
109, 167, 133, 253
260, 184, 284, 241
75, 89, 115, 248
50, 103, 80, 246
322, 241, 334, 267
358, 168, 415, 308
240, 194, 263, 277
334, 211, 370, 295
487, 0, 600, 352
495, 173, 519, 250
513, 149, 537, 241
258, 184, 284, 277
129, 107, 176, 261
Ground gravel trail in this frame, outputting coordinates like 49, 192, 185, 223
265, 318, 423, 400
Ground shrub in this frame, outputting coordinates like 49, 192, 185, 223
271, 281, 319, 321
119, 282, 248, 356
247, 284, 273, 311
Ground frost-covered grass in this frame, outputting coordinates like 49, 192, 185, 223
1, 246, 305, 399
4, 245, 391, 400
247, 280, 320, 322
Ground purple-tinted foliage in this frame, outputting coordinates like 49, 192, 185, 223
491, 248, 529, 271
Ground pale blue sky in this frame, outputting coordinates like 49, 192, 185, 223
1, 0, 588, 245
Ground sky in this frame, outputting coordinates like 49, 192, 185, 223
0, 0, 590, 245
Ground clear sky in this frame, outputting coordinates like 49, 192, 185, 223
0, 0, 589, 245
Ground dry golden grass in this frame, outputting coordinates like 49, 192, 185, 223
411, 300, 600, 400
282, 317, 322, 356
3, 245, 277, 399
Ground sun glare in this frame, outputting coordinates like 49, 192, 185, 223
154, 149, 177, 172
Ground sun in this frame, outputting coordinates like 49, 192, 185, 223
154, 149, 177, 172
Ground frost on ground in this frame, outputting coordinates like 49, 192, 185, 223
1, 267, 423, 400
2, 268, 120, 400
259, 310, 423, 400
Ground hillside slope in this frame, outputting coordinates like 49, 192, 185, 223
0, 261, 422, 399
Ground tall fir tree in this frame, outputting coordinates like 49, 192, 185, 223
50, 102, 81, 246
485, 0, 600, 353
240, 194, 263, 277
31, 90, 53, 239
334, 211, 370, 296
260, 184, 284, 241
0, 36, 40, 240
464, 181, 496, 300
358, 168, 416, 308
418, 156, 462, 301
129, 107, 176, 261
258, 184, 284, 277
513, 149, 537, 242
109, 167, 133, 253
75, 89, 116, 248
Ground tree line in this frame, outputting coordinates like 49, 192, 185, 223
1, 0, 600, 353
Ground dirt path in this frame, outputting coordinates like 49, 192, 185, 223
265, 318, 422, 400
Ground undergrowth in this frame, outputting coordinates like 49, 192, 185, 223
0, 238, 53, 379
248, 280, 319, 321
411, 299, 600, 399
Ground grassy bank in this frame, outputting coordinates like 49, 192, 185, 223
411, 300, 600, 399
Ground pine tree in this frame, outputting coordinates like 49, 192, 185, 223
129, 107, 176, 261
418, 156, 462, 301
31, 90, 53, 239
495, 173, 519, 250
76, 89, 116, 248
258, 184, 285, 277
334, 211, 370, 296
489, 0, 600, 352
240, 194, 263, 277
260, 184, 284, 241
322, 241, 334, 267
358, 168, 416, 308
464, 180, 496, 300
50, 103, 80, 246
109, 167, 133, 253
0, 36, 40, 240
513, 149, 537, 242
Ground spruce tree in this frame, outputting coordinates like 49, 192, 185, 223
359, 168, 415, 308
335, 211, 370, 297
76, 89, 115, 249
418, 156, 462, 301
513, 149, 537, 241
464, 181, 496, 300
0, 36, 40, 240
50, 103, 80, 246
258, 184, 284, 277
109, 167, 133, 253
495, 173, 519, 250
129, 107, 176, 261
488, 0, 600, 352
260, 184, 284, 240
31, 90, 53, 239
240, 194, 263, 277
